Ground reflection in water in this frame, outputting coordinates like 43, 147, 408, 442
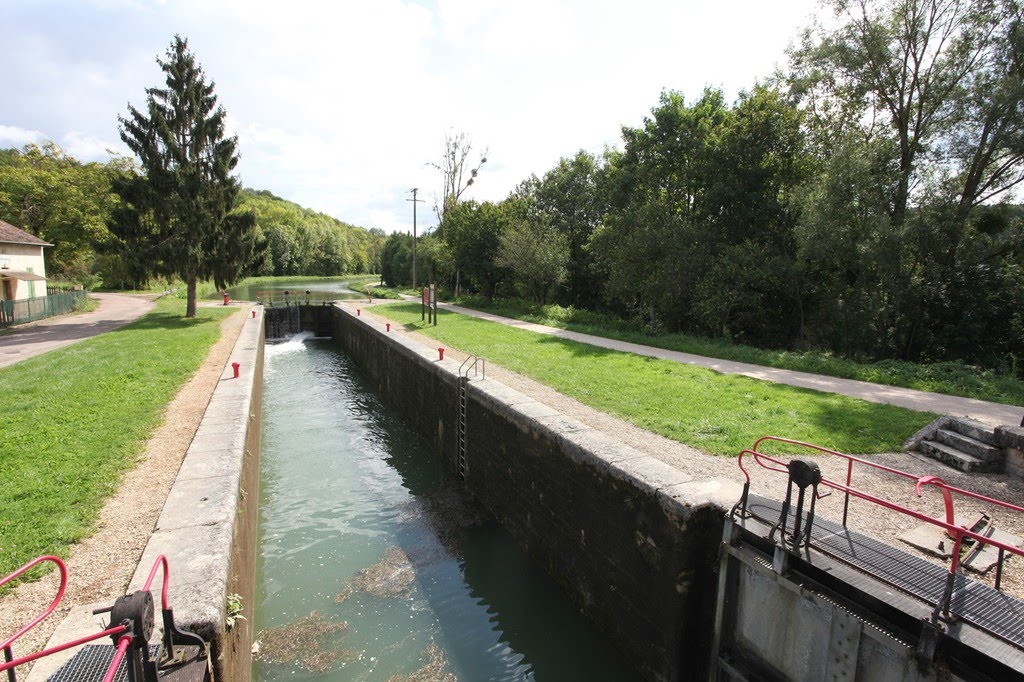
223, 277, 366, 302
255, 338, 640, 681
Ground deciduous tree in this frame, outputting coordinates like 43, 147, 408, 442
430, 130, 488, 223
496, 196, 569, 304
531, 150, 604, 306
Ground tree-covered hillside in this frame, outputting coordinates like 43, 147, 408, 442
238, 189, 384, 277
0, 143, 383, 288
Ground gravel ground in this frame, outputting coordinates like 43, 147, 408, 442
390, 315, 1024, 601
0, 306, 247, 673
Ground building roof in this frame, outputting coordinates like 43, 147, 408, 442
0, 219, 51, 247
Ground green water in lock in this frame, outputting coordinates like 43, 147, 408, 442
254, 335, 641, 681
223, 278, 365, 302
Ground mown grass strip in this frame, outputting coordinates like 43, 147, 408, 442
374, 302, 934, 457
445, 297, 1024, 407
0, 298, 233, 581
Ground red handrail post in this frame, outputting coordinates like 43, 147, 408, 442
0, 556, 68, 655
842, 459, 854, 527
102, 635, 134, 682
916, 476, 955, 527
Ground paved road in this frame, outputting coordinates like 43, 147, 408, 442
0, 293, 155, 369
429, 301, 1024, 427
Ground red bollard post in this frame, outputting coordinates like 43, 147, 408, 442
223, 293, 230, 306
357, 309, 361, 316
251, 310, 256, 318
438, 348, 445, 361
386, 323, 391, 332
232, 362, 240, 379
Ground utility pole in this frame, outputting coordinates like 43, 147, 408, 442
407, 188, 424, 290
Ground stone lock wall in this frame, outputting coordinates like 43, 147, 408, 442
997, 425, 1024, 479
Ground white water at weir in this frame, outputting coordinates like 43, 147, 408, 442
253, 338, 641, 681
265, 331, 316, 358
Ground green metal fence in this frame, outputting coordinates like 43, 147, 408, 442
0, 290, 89, 328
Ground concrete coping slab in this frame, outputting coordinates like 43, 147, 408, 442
128, 523, 233, 635
156, 475, 240, 531
470, 380, 538, 408
996, 425, 1024, 450
186, 428, 247, 456
658, 478, 744, 519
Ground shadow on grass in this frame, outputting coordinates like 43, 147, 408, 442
109, 310, 223, 333
532, 332, 624, 359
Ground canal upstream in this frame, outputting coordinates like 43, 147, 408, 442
254, 334, 641, 681
225, 279, 366, 303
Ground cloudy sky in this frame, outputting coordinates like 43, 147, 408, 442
2, 0, 821, 233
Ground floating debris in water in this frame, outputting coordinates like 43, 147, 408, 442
386, 644, 456, 682
253, 611, 358, 674
336, 546, 416, 603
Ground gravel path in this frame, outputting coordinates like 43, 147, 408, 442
0, 293, 154, 369
433, 300, 1024, 426
0, 306, 247, 673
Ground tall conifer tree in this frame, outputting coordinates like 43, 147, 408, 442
113, 35, 263, 316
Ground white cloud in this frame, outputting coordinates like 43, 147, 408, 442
368, 208, 408, 234
0, 124, 45, 148
62, 131, 121, 161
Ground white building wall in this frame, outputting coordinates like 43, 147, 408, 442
0, 242, 48, 300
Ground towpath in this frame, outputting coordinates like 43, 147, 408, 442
423, 300, 1024, 426
0, 293, 154, 369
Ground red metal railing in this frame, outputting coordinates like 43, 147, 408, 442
735, 436, 1024, 617
0, 555, 132, 681
102, 635, 133, 682
0, 556, 68, 657
0, 555, 175, 681
142, 554, 171, 610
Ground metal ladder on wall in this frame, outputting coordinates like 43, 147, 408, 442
457, 356, 485, 481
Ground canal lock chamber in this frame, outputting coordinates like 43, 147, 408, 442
252, 304, 740, 681
254, 331, 649, 680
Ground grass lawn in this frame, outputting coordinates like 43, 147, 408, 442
442, 297, 1024, 407
0, 298, 233, 583
374, 302, 935, 457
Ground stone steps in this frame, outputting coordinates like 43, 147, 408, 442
908, 416, 1008, 474
918, 439, 1002, 473
934, 428, 1003, 462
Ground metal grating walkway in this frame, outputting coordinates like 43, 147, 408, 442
745, 494, 1024, 650
48, 645, 158, 682
47, 644, 206, 682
